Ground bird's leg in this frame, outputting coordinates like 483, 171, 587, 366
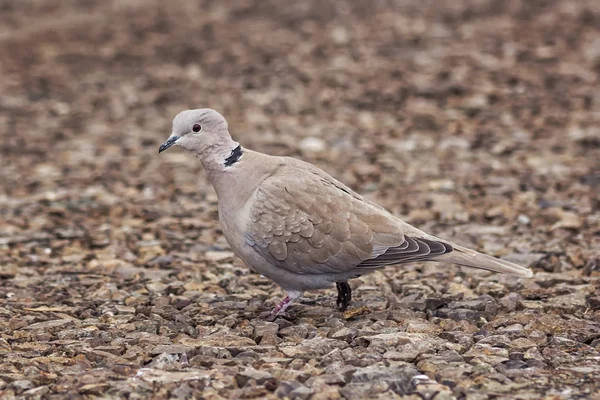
271, 296, 292, 316
271, 290, 301, 316
336, 282, 352, 311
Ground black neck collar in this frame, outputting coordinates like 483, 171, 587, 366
224, 145, 243, 167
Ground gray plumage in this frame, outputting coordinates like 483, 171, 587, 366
159, 109, 534, 315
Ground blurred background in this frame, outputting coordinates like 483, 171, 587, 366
0, 0, 599, 398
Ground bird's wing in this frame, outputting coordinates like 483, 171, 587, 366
244, 165, 450, 275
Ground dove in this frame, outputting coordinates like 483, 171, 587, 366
159, 109, 534, 316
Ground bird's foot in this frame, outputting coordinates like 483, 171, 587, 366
271, 295, 293, 316
336, 282, 352, 311
261, 290, 302, 320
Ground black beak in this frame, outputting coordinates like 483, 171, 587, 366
158, 136, 179, 153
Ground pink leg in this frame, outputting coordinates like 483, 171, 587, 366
271, 296, 292, 316
270, 291, 302, 316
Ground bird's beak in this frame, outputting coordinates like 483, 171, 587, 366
158, 136, 179, 153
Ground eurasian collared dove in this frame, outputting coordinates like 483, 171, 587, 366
159, 109, 534, 316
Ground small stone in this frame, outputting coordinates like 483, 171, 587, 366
92, 346, 123, 356
499, 293, 521, 312
517, 214, 531, 225
279, 337, 347, 358
276, 382, 313, 400
424, 298, 450, 311
147, 255, 174, 267
499, 324, 524, 335
437, 349, 464, 363
477, 335, 511, 348
463, 344, 510, 364
435, 308, 482, 321
343, 306, 371, 320
509, 338, 537, 350
0, 338, 10, 351
149, 345, 193, 355
463, 93, 488, 111
523, 347, 544, 361
171, 383, 194, 399
173, 296, 192, 310
115, 305, 136, 314
253, 322, 279, 345
475, 281, 507, 297
405, 320, 442, 334
24, 319, 74, 332
305, 373, 346, 387
279, 324, 309, 340
10, 380, 34, 393
205, 251, 235, 262
413, 380, 454, 400
79, 383, 110, 395
485, 205, 511, 219
407, 209, 435, 224
236, 368, 273, 387
0, 265, 17, 278
520, 300, 544, 310
23, 386, 50, 397
299, 137, 326, 153
56, 327, 98, 340
543, 207, 582, 230
427, 179, 455, 191
329, 327, 358, 343
146, 282, 167, 293
330, 26, 349, 45
356, 332, 425, 348
136, 369, 210, 384
502, 359, 528, 370
382, 350, 412, 361
528, 330, 548, 346
234, 350, 259, 361
351, 365, 419, 395
177, 333, 256, 348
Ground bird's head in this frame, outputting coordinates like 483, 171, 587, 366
158, 108, 230, 154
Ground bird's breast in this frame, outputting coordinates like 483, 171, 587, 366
217, 198, 253, 260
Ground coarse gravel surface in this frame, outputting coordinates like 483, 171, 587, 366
1, 0, 599, 399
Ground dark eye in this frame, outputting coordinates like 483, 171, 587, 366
192, 124, 201, 133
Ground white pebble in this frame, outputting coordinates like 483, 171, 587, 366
299, 137, 326, 153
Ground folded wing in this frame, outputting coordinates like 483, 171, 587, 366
244, 165, 452, 275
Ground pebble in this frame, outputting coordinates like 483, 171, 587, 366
299, 137, 327, 153
236, 368, 273, 387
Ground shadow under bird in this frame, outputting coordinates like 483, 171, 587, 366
159, 109, 533, 316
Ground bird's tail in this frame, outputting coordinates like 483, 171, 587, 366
437, 244, 534, 278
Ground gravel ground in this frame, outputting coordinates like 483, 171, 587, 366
1, 0, 599, 399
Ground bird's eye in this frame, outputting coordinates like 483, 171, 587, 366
192, 124, 202, 133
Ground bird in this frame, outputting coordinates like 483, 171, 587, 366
159, 108, 534, 316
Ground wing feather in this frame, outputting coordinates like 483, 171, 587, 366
244, 165, 455, 275
356, 238, 452, 269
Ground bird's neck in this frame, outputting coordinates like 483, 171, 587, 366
196, 139, 242, 180
203, 148, 274, 203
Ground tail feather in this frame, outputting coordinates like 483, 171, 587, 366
438, 244, 534, 278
